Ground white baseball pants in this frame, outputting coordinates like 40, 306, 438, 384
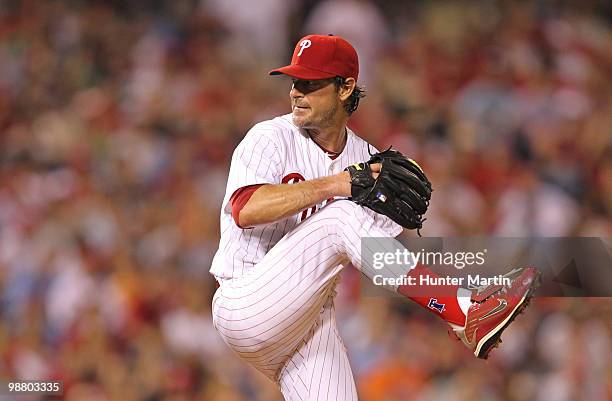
212, 200, 404, 401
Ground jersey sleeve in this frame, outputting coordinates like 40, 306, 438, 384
230, 184, 265, 228
222, 128, 283, 213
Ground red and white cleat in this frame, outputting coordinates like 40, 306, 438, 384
451, 267, 541, 359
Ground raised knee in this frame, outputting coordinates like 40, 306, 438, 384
316, 199, 360, 224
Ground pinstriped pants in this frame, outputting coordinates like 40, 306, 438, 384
212, 200, 402, 401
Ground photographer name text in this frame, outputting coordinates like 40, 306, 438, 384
372, 274, 511, 287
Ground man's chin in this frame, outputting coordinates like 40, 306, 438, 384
291, 114, 310, 128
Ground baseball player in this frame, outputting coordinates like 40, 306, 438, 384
210, 34, 540, 401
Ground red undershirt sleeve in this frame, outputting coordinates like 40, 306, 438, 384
230, 184, 266, 228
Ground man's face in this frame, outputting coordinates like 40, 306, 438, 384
290, 78, 340, 130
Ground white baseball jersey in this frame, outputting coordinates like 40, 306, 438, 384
210, 113, 401, 280
210, 113, 406, 401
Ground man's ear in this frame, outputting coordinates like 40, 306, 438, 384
339, 77, 356, 102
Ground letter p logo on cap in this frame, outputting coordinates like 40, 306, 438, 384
297, 39, 311, 57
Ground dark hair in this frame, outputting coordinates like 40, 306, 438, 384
334, 77, 365, 115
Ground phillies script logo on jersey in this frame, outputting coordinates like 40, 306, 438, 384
282, 173, 335, 222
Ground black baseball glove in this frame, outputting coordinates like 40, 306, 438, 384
345, 148, 432, 232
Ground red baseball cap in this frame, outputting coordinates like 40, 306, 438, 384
269, 34, 359, 80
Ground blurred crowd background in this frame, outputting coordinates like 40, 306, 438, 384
0, 0, 611, 400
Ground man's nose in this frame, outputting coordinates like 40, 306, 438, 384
290, 84, 304, 98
